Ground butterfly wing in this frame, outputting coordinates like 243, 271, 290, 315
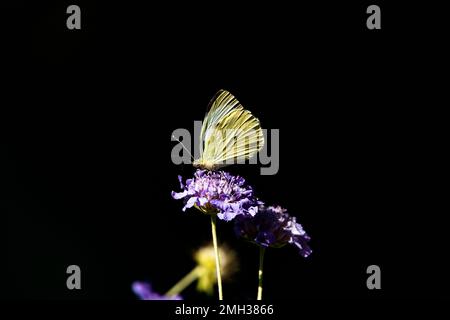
198, 90, 264, 169
200, 89, 242, 142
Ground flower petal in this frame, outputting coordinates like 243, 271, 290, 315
171, 190, 188, 200
183, 196, 198, 211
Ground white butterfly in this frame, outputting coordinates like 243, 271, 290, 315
192, 90, 264, 170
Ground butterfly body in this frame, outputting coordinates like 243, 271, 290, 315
193, 159, 218, 171
194, 90, 264, 171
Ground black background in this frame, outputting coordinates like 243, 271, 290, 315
3, 1, 448, 301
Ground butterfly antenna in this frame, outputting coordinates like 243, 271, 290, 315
172, 135, 195, 161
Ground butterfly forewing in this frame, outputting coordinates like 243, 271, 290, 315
197, 90, 264, 170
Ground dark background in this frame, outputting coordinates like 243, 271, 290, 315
3, 1, 447, 300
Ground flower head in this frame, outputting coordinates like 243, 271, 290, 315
194, 244, 238, 295
172, 169, 260, 221
234, 205, 312, 257
132, 281, 182, 300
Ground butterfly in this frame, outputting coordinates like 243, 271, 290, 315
192, 89, 264, 171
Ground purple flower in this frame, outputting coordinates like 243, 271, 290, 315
172, 169, 261, 221
132, 281, 182, 300
234, 205, 312, 257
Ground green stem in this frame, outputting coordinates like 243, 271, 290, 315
210, 215, 223, 300
257, 246, 265, 300
165, 265, 203, 297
